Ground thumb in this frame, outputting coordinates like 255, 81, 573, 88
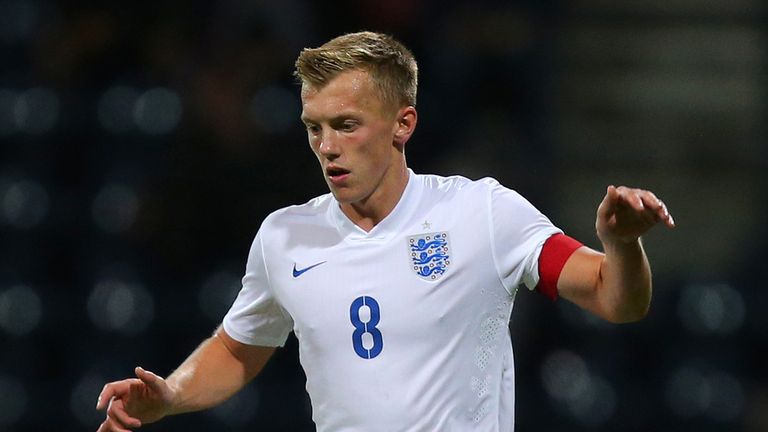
135, 367, 167, 394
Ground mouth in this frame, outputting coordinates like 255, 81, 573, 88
325, 165, 351, 184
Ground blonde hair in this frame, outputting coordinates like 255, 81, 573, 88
294, 31, 418, 109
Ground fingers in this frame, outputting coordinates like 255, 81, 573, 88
96, 385, 113, 411
633, 188, 675, 228
640, 193, 675, 228
597, 185, 620, 220
98, 418, 132, 432
612, 186, 675, 228
597, 185, 676, 244
615, 186, 646, 212
106, 397, 142, 429
97, 379, 140, 410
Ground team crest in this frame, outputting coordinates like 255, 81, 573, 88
407, 232, 451, 281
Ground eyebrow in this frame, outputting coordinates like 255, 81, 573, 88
301, 111, 361, 125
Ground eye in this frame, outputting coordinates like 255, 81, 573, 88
339, 120, 359, 132
305, 123, 320, 135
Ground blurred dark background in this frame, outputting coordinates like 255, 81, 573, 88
0, 0, 766, 431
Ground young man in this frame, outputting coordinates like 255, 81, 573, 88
96, 32, 674, 432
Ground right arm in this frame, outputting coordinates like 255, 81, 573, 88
96, 326, 275, 431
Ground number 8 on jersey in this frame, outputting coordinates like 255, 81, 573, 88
350, 296, 383, 359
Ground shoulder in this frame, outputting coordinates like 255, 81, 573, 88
416, 172, 497, 194
416, 172, 519, 201
260, 193, 334, 232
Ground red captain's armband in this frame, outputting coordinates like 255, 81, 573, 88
536, 233, 583, 301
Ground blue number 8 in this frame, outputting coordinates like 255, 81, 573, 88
350, 296, 383, 359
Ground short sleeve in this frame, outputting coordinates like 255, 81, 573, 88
487, 180, 562, 294
223, 229, 293, 347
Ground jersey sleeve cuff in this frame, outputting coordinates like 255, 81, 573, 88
222, 318, 290, 348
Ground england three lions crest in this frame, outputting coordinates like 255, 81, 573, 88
407, 232, 451, 281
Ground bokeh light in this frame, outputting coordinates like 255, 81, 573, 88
0, 284, 42, 336
678, 282, 745, 335
91, 184, 140, 233
0, 178, 49, 229
14, 87, 60, 134
198, 269, 242, 322
87, 278, 154, 335
133, 87, 182, 135
70, 373, 107, 427
665, 366, 744, 422
541, 349, 616, 425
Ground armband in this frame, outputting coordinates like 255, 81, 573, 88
536, 233, 583, 301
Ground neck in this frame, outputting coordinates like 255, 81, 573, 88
340, 163, 409, 232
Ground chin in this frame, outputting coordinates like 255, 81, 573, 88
328, 188, 364, 205
327, 187, 351, 202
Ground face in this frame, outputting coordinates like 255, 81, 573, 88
300, 69, 414, 211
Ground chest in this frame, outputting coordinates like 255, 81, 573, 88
265, 216, 508, 359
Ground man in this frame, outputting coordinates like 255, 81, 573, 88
96, 31, 674, 431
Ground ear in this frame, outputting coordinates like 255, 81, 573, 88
393, 106, 418, 149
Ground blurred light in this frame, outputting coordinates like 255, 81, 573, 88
541, 349, 616, 425
0, 0, 37, 43
133, 87, 182, 135
0, 374, 27, 426
198, 269, 242, 321
678, 282, 745, 335
0, 284, 42, 336
0, 178, 49, 229
707, 372, 745, 421
665, 366, 744, 421
567, 374, 616, 426
97, 86, 140, 133
250, 86, 298, 134
541, 349, 590, 402
87, 278, 154, 335
208, 383, 259, 426
14, 87, 60, 134
70, 373, 107, 426
0, 89, 18, 134
91, 184, 139, 233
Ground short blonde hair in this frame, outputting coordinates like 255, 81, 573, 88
294, 31, 418, 109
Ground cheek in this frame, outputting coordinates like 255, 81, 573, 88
307, 136, 321, 154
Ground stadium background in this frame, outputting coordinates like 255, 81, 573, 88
0, 0, 765, 431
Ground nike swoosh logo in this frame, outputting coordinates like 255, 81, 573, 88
292, 261, 327, 278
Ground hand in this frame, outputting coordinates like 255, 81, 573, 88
96, 367, 176, 431
596, 185, 675, 244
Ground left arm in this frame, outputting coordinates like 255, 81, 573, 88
556, 185, 675, 323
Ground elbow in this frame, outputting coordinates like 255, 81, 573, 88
609, 307, 649, 324
603, 301, 650, 324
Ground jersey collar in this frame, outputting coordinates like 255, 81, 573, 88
329, 169, 422, 242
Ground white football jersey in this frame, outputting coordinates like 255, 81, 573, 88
223, 170, 562, 431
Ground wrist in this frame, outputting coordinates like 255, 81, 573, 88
163, 377, 185, 415
599, 234, 643, 254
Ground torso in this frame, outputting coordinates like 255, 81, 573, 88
259, 173, 518, 431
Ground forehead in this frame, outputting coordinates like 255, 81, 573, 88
300, 69, 383, 120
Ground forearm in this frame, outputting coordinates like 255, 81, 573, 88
597, 238, 652, 323
164, 333, 254, 415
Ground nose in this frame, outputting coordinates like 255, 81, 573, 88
318, 129, 340, 159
